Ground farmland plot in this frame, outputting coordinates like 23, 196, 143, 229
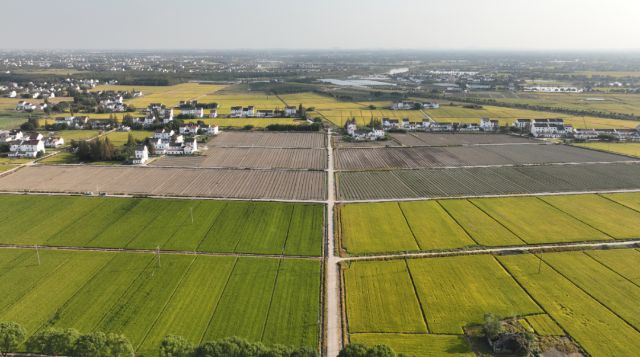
470, 196, 610, 244
603, 191, 640, 212
0, 166, 327, 200
336, 163, 640, 200
0, 250, 321, 355
207, 132, 325, 148
0, 195, 324, 256
350, 334, 473, 357
499, 253, 640, 357
390, 133, 534, 146
540, 194, 640, 238
153, 147, 327, 170
334, 144, 634, 171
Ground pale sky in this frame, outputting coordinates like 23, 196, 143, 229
2, 0, 639, 50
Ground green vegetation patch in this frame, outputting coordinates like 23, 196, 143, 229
525, 315, 564, 336
0, 195, 323, 256
540, 194, 640, 239
343, 260, 427, 333
470, 196, 610, 244
407, 255, 542, 334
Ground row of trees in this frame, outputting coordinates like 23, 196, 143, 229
0, 322, 402, 357
0, 322, 131, 357
72, 133, 139, 162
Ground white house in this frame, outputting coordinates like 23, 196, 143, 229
284, 106, 298, 117
181, 107, 205, 118
133, 145, 149, 164
391, 101, 416, 110
425, 122, 455, 132
256, 110, 275, 118
242, 106, 255, 117
209, 109, 218, 118
44, 136, 64, 148
512, 119, 532, 129
530, 119, 567, 138
480, 117, 499, 131
7, 91, 17, 98
9, 139, 45, 158
382, 118, 402, 129
230, 106, 243, 118
422, 102, 440, 109
16, 101, 37, 111
154, 129, 175, 140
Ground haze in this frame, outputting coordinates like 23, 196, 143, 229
2, 0, 639, 50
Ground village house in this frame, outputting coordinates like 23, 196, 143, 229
382, 118, 402, 129
242, 106, 255, 117
132, 145, 149, 164
44, 136, 64, 148
15, 101, 38, 112
154, 129, 175, 140
458, 123, 481, 132
529, 119, 567, 138
9, 134, 45, 158
209, 109, 218, 118
180, 107, 205, 118
423, 102, 440, 109
284, 106, 298, 117
424, 121, 455, 132
480, 117, 499, 131
512, 119, 532, 129
256, 109, 275, 118
230, 106, 243, 118
391, 101, 416, 110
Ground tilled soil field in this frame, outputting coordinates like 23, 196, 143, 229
208, 132, 326, 148
152, 147, 327, 170
0, 166, 326, 201
336, 162, 640, 200
390, 133, 535, 146
335, 144, 635, 170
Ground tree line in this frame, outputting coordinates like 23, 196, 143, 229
0, 322, 404, 357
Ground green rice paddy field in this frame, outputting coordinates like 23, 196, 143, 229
0, 195, 323, 256
0, 249, 321, 356
343, 249, 640, 356
575, 142, 640, 158
338, 193, 640, 255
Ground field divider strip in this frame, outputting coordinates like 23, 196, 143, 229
280, 205, 296, 255
199, 257, 240, 344
536, 253, 640, 335
534, 197, 616, 241
0, 244, 322, 260
403, 259, 431, 334
582, 251, 640, 290
435, 200, 481, 246
396, 202, 423, 251
194, 202, 229, 252
598, 193, 640, 215
91, 256, 158, 331
466, 199, 529, 246
260, 258, 284, 342
136, 255, 199, 351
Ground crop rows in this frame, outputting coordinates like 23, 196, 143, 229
153, 147, 327, 170
343, 250, 640, 356
0, 250, 321, 356
0, 195, 324, 256
0, 166, 327, 201
208, 132, 326, 148
334, 144, 634, 170
336, 162, 640, 200
338, 193, 640, 254
390, 133, 533, 147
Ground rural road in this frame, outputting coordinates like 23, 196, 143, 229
325, 129, 342, 357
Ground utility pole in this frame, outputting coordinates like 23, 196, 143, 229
190, 207, 194, 224
537, 257, 542, 274
156, 246, 161, 268
35, 244, 41, 265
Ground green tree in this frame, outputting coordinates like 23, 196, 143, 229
0, 322, 26, 357
105, 333, 133, 357
338, 343, 398, 357
27, 327, 79, 356
73, 332, 108, 357
160, 335, 194, 357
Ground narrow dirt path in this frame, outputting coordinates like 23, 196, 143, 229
325, 129, 342, 357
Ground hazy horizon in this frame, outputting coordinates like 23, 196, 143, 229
2, 0, 639, 51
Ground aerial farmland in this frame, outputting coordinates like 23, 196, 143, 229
2, 49, 640, 357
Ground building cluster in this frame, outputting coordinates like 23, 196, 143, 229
133, 123, 219, 164
15, 101, 48, 112
523, 86, 584, 93
177, 100, 218, 118
229, 105, 298, 118
390, 101, 440, 110
1, 130, 64, 158
512, 118, 640, 140
130, 104, 174, 127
